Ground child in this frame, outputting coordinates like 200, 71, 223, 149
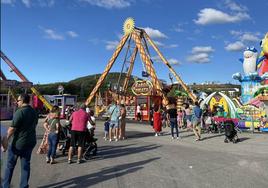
104, 117, 110, 140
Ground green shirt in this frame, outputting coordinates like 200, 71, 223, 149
11, 105, 38, 150
47, 118, 60, 133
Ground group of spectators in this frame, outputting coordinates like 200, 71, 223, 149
151, 99, 203, 141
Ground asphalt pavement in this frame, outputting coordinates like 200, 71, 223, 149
1, 119, 268, 188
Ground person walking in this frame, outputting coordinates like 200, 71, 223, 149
108, 101, 120, 142
37, 106, 60, 154
166, 99, 180, 139
192, 101, 203, 141
184, 103, 192, 131
153, 104, 162, 136
119, 104, 127, 140
2, 94, 38, 188
68, 104, 88, 164
43, 107, 61, 164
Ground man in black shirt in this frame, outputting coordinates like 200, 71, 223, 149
3, 94, 38, 188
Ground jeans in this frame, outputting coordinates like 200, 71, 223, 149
3, 145, 34, 188
47, 133, 58, 159
170, 118, 179, 137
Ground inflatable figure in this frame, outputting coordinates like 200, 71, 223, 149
258, 33, 268, 84
239, 47, 259, 75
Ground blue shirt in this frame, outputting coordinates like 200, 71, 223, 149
193, 106, 202, 119
108, 104, 120, 121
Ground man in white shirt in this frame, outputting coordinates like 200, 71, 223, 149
137, 104, 142, 122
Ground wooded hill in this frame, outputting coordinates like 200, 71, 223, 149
34, 72, 137, 101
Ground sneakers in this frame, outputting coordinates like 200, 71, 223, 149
155, 133, 158, 137
109, 139, 112, 142
50, 158, 55, 164
68, 159, 72, 164
171, 137, 175, 139
77, 159, 82, 164
46, 157, 50, 163
115, 138, 118, 142
177, 137, 181, 140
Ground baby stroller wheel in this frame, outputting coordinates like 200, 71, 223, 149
84, 152, 91, 160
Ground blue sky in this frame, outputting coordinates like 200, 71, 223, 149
1, 0, 268, 85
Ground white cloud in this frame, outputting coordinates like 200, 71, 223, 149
194, 8, 250, 25
150, 56, 180, 66
187, 46, 214, 63
42, 28, 65, 40
3, 0, 56, 7
168, 58, 181, 66
151, 56, 162, 63
225, 41, 245, 51
192, 46, 214, 53
105, 40, 119, 50
153, 41, 165, 47
224, 0, 247, 12
22, 0, 31, 7
66, 31, 78, 38
38, 0, 55, 7
187, 53, 210, 63
1, 0, 15, 5
240, 33, 260, 42
143, 27, 168, 39
230, 30, 242, 36
80, 0, 131, 9
165, 44, 178, 48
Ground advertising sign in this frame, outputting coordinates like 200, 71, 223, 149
131, 80, 153, 96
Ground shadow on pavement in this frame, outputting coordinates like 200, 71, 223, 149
38, 157, 160, 188
201, 133, 225, 141
238, 137, 250, 142
98, 144, 161, 160
126, 131, 154, 139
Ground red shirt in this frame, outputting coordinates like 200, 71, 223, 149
70, 109, 88, 132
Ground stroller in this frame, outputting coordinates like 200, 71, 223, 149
58, 121, 71, 156
83, 127, 98, 160
224, 120, 239, 143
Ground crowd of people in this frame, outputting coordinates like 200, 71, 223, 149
1, 94, 267, 187
150, 99, 203, 141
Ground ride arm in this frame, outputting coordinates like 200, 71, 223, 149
143, 32, 197, 102
132, 30, 168, 104
122, 47, 138, 93
0, 51, 52, 110
85, 34, 130, 105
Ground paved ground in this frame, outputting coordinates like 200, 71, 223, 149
1, 119, 268, 188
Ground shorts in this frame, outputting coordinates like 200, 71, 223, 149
110, 120, 119, 129
70, 130, 86, 147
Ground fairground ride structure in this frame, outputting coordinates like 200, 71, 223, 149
0, 51, 53, 111
85, 18, 196, 106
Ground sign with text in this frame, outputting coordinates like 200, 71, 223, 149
131, 80, 153, 96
